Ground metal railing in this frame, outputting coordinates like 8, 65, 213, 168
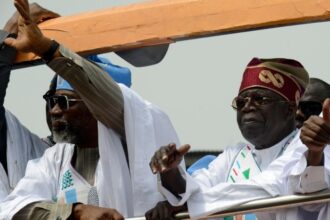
127, 189, 330, 220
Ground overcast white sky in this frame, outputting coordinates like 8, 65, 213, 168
2, 0, 330, 151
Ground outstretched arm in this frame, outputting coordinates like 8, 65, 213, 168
1, 1, 59, 126
5, 0, 125, 137
0, 2, 58, 173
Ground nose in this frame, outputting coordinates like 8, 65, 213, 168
49, 103, 63, 116
241, 97, 257, 112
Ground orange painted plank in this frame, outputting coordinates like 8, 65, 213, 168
15, 0, 330, 64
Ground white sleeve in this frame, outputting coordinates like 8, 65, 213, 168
0, 148, 59, 220
317, 202, 330, 220
186, 142, 306, 219
157, 166, 199, 206
288, 146, 330, 194
157, 147, 232, 206
158, 140, 306, 219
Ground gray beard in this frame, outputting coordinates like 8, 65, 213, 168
53, 126, 78, 144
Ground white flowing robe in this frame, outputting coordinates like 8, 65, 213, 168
159, 130, 310, 219
0, 110, 48, 201
0, 85, 181, 219
287, 142, 330, 220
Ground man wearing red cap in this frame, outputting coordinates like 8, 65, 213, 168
149, 58, 310, 220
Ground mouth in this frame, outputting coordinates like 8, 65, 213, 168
51, 119, 68, 131
242, 117, 262, 124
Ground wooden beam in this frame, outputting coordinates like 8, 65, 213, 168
15, 0, 330, 64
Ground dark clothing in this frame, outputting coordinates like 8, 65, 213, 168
0, 30, 17, 174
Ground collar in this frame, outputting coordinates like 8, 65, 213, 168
249, 129, 298, 153
250, 129, 298, 169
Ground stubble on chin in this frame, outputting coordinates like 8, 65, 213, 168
53, 126, 78, 144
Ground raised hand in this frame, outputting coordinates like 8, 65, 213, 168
73, 204, 124, 220
4, 0, 53, 55
149, 143, 190, 174
4, 2, 60, 34
300, 98, 330, 165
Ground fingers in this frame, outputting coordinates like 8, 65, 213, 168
7, 0, 50, 54
177, 144, 191, 156
149, 161, 158, 174
150, 144, 176, 174
145, 207, 157, 220
105, 208, 124, 220
300, 115, 330, 152
323, 98, 330, 123
301, 136, 325, 152
145, 209, 153, 220
302, 118, 330, 143
145, 202, 174, 220
149, 143, 190, 174
111, 212, 124, 220
14, 0, 31, 24
3, 37, 17, 48
160, 143, 176, 161
163, 202, 174, 220
156, 204, 166, 220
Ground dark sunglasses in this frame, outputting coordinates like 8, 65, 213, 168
43, 94, 83, 111
232, 94, 288, 111
298, 101, 322, 116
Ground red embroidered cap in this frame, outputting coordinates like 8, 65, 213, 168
239, 58, 310, 104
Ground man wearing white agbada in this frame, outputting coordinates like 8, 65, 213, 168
149, 57, 311, 220
0, 0, 181, 219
